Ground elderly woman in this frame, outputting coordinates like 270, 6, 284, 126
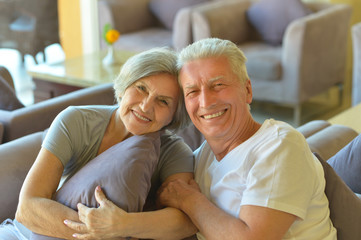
0, 48, 197, 240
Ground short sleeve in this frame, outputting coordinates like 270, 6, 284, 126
42, 106, 81, 167
242, 131, 318, 219
158, 131, 194, 182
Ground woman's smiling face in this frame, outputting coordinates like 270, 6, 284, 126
119, 73, 180, 135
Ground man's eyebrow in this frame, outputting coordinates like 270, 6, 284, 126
208, 76, 224, 83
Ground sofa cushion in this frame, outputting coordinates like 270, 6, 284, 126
314, 153, 361, 240
246, 0, 311, 45
327, 134, 361, 194
30, 132, 161, 240
149, 0, 208, 30
0, 76, 24, 111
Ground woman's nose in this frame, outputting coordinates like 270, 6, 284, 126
140, 96, 153, 112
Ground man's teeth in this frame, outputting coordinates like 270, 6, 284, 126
203, 111, 225, 120
133, 111, 151, 121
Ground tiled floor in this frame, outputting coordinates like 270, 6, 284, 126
0, 44, 351, 127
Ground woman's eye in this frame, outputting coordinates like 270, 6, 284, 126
137, 85, 146, 91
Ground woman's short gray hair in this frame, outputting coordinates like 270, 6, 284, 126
177, 38, 249, 84
114, 47, 190, 131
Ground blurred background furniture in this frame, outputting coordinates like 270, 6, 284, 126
190, 0, 352, 126
352, 22, 361, 106
97, 0, 220, 52
27, 50, 135, 102
0, 0, 60, 64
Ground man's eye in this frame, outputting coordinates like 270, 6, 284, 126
160, 99, 169, 106
186, 90, 197, 97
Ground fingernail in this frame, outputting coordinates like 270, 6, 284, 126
64, 220, 68, 225
73, 233, 78, 238
96, 186, 101, 191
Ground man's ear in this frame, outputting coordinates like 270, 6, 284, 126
245, 79, 253, 104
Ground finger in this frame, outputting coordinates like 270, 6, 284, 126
94, 185, 107, 207
64, 220, 87, 232
77, 203, 90, 223
72, 232, 92, 240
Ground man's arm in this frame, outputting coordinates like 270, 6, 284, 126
65, 173, 197, 240
159, 179, 297, 240
16, 148, 81, 239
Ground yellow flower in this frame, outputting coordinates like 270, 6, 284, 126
103, 23, 120, 45
105, 29, 120, 44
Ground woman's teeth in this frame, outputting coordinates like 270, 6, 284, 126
133, 111, 151, 121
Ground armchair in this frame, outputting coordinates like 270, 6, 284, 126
190, 1, 352, 125
0, 83, 115, 144
352, 22, 361, 106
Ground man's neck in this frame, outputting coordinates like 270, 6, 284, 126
207, 119, 262, 161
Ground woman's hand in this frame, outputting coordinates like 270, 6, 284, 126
157, 179, 201, 210
64, 186, 129, 239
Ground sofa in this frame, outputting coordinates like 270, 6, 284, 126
352, 22, 361, 106
0, 118, 360, 239
0, 83, 116, 144
97, 0, 225, 52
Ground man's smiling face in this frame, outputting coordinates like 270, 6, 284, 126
180, 56, 253, 142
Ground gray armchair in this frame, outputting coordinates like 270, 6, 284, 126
352, 22, 361, 106
190, 1, 352, 125
0, 83, 115, 144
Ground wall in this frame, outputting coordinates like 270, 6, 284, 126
58, 0, 83, 58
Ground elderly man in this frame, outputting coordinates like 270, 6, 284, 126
158, 38, 337, 240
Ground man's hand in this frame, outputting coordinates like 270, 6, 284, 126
157, 179, 201, 210
64, 186, 128, 239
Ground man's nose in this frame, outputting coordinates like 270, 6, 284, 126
199, 88, 216, 108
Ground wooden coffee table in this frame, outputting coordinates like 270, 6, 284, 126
27, 50, 136, 102
328, 103, 361, 133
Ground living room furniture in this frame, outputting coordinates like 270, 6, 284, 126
0, 83, 115, 144
27, 50, 135, 102
0, 120, 360, 239
97, 0, 214, 52
329, 102, 361, 134
0, 0, 59, 64
352, 22, 361, 106
190, 1, 352, 126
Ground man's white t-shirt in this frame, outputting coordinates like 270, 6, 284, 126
194, 119, 337, 240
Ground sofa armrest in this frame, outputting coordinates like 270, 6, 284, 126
306, 124, 358, 161
173, 7, 193, 51
0, 132, 43, 221
0, 83, 115, 143
282, 4, 352, 101
191, 0, 254, 44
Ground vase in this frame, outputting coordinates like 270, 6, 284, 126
102, 46, 117, 66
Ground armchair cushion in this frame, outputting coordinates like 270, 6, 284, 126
31, 132, 161, 240
0, 76, 24, 111
314, 153, 361, 240
149, 0, 208, 30
328, 134, 361, 194
246, 0, 311, 45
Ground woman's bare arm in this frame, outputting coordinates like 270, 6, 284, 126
16, 148, 81, 239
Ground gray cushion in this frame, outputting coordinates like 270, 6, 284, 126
149, 0, 208, 30
246, 0, 311, 45
30, 132, 161, 240
314, 153, 361, 240
327, 134, 361, 194
0, 76, 24, 111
